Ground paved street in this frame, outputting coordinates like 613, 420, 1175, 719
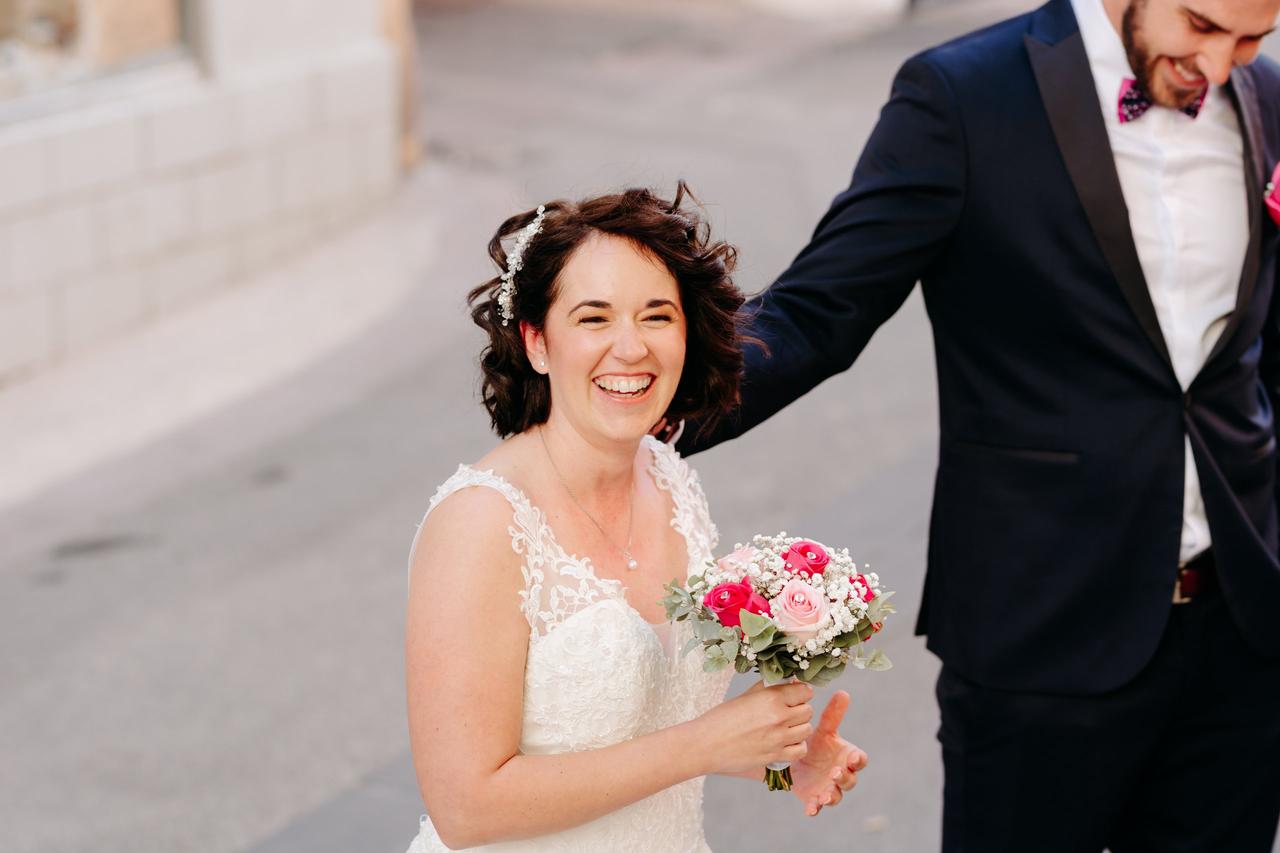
4, 1, 1278, 851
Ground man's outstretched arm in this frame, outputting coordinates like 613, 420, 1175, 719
679, 53, 967, 455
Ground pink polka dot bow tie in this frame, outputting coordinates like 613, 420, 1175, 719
1118, 77, 1207, 124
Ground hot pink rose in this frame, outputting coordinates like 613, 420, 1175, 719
704, 580, 771, 629
716, 545, 760, 577
783, 540, 830, 576
1267, 162, 1280, 227
772, 577, 830, 643
849, 573, 876, 603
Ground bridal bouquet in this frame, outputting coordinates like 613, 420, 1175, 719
661, 533, 894, 790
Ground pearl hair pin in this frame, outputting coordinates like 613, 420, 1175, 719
497, 205, 548, 325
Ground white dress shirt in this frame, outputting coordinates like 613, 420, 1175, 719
1072, 0, 1250, 564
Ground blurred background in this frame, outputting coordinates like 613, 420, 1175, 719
3, 1, 1276, 852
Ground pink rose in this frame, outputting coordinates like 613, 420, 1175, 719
783, 540, 830, 576
704, 581, 771, 630
716, 545, 760, 577
772, 577, 830, 643
1268, 162, 1280, 227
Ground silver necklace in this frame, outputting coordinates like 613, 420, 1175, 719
539, 427, 639, 571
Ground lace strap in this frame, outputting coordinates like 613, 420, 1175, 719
643, 435, 719, 565
408, 465, 547, 631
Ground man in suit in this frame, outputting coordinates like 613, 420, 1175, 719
678, 0, 1280, 848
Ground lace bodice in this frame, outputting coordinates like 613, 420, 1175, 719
406, 436, 732, 853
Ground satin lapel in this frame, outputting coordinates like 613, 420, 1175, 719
1200, 68, 1265, 373
1025, 30, 1173, 369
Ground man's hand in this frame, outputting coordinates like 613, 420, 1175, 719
788, 690, 868, 816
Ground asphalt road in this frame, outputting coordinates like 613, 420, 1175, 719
5, 1, 1277, 851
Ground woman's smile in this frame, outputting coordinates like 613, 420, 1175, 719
592, 372, 656, 401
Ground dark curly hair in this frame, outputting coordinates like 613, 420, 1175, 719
467, 181, 749, 439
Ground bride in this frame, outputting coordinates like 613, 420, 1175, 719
405, 184, 868, 852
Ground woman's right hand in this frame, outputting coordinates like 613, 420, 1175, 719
691, 681, 814, 776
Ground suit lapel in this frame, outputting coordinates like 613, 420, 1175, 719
1198, 68, 1265, 374
1025, 20, 1173, 370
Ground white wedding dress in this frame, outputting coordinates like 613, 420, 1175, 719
405, 435, 733, 853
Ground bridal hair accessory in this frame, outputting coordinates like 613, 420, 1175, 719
497, 204, 548, 326
662, 532, 895, 790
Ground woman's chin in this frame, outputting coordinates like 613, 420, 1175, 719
586, 393, 675, 444
594, 413, 665, 444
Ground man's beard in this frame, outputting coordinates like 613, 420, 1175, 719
1120, 0, 1160, 100
1120, 0, 1204, 108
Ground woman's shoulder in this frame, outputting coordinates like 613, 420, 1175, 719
429, 464, 522, 513
428, 436, 538, 515
427, 466, 522, 520
410, 466, 534, 594
416, 439, 546, 545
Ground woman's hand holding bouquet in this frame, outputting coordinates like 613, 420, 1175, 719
663, 533, 893, 793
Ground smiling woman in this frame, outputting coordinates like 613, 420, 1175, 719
403, 185, 866, 852
466, 182, 748, 442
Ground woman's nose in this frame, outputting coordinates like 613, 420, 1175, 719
612, 322, 648, 361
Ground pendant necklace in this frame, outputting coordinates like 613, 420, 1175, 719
539, 427, 639, 571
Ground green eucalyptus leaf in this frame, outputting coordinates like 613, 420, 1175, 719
738, 610, 774, 639
866, 649, 893, 671
690, 619, 716, 641
833, 631, 859, 649
749, 627, 778, 652
806, 652, 833, 676
807, 666, 841, 687
759, 657, 785, 684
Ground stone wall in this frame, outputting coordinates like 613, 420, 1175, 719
0, 0, 401, 383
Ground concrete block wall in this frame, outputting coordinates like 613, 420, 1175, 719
0, 3, 400, 384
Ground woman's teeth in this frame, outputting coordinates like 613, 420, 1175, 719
594, 376, 653, 396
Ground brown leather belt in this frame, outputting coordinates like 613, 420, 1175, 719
1173, 549, 1217, 605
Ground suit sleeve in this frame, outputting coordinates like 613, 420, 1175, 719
679, 54, 967, 455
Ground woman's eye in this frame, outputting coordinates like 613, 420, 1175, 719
578, 315, 607, 325
643, 314, 674, 323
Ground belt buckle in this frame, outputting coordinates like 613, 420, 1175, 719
1173, 568, 1192, 605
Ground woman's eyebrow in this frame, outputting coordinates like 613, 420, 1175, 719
568, 300, 611, 313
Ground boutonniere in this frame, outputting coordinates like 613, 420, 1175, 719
1267, 162, 1280, 227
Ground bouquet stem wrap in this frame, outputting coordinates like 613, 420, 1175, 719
764, 760, 793, 791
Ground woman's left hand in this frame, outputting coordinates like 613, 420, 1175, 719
788, 690, 868, 817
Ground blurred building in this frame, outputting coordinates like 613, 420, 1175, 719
0, 0, 405, 383
742, 0, 909, 22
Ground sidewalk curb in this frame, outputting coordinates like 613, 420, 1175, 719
0, 169, 444, 514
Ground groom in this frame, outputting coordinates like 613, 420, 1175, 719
680, 0, 1280, 849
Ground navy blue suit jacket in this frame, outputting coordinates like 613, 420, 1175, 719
680, 0, 1280, 694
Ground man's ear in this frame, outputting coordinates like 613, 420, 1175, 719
521, 321, 548, 374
